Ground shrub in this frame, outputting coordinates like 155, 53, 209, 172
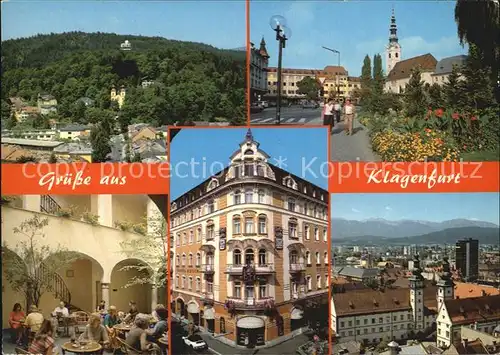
132, 223, 147, 235
56, 206, 76, 218
115, 220, 134, 231
82, 211, 99, 225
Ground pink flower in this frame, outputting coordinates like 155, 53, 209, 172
434, 108, 444, 118
471, 116, 478, 121
452, 113, 460, 120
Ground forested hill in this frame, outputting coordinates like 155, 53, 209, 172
1, 31, 246, 127
2, 31, 245, 70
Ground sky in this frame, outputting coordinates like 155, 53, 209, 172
331, 193, 500, 225
1, 1, 245, 49
170, 128, 328, 199
251, 1, 468, 76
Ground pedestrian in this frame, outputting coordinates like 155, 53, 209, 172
333, 100, 342, 123
323, 99, 334, 132
343, 98, 356, 135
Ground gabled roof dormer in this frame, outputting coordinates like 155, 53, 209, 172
229, 129, 270, 164
207, 177, 219, 192
283, 175, 298, 190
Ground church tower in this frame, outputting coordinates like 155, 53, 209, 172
409, 254, 425, 331
437, 257, 455, 311
385, 8, 401, 75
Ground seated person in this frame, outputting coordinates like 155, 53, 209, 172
125, 315, 160, 355
123, 301, 139, 324
9, 303, 25, 345
97, 300, 106, 313
52, 301, 69, 336
53, 301, 69, 317
25, 305, 44, 341
104, 306, 120, 348
146, 308, 167, 342
79, 312, 109, 346
28, 320, 55, 355
151, 304, 165, 322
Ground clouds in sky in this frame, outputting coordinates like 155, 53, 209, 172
351, 208, 360, 213
385, 206, 392, 211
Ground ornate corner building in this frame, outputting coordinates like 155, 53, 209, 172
170, 130, 329, 348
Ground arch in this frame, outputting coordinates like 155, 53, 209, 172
171, 202, 177, 211
283, 175, 297, 189
245, 248, 255, 265
110, 258, 154, 313
187, 299, 200, 314
207, 178, 219, 192
290, 250, 299, 263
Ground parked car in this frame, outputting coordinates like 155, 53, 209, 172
302, 101, 319, 109
251, 104, 263, 113
182, 334, 207, 350
260, 101, 269, 108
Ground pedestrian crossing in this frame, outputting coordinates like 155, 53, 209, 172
250, 116, 320, 125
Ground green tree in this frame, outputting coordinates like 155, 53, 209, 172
296, 77, 321, 101
370, 54, 385, 113
443, 64, 466, 109
2, 215, 77, 310
48, 153, 57, 163
90, 126, 111, 162
6, 115, 18, 130
1, 100, 12, 120
404, 67, 427, 117
32, 114, 50, 129
426, 83, 445, 109
360, 55, 372, 106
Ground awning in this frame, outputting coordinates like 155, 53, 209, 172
290, 308, 304, 320
203, 307, 215, 320
236, 316, 265, 329
187, 302, 200, 314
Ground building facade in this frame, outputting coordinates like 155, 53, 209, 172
170, 130, 329, 348
250, 38, 270, 104
266, 66, 359, 102
431, 55, 467, 85
2, 194, 167, 328
455, 238, 479, 281
384, 53, 438, 93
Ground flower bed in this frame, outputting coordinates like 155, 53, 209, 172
362, 107, 499, 161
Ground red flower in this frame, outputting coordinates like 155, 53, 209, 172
434, 108, 444, 118
471, 116, 478, 121
452, 113, 460, 120
463, 144, 467, 149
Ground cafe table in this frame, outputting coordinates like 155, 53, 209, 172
61, 341, 102, 354
113, 323, 133, 333
158, 336, 168, 355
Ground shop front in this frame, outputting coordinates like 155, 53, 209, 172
203, 306, 215, 333
290, 307, 305, 331
187, 301, 200, 325
236, 316, 265, 348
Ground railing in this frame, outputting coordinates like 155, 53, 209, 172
291, 291, 307, 299
225, 263, 274, 273
40, 195, 61, 215
36, 262, 72, 306
200, 292, 214, 300
283, 230, 303, 240
226, 297, 274, 309
201, 264, 215, 273
290, 263, 306, 272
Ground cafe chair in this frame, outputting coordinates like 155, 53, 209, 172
115, 338, 141, 354
72, 311, 90, 336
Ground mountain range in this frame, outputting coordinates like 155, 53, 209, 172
331, 218, 500, 245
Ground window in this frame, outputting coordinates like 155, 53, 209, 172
316, 275, 321, 289
182, 276, 186, 288
258, 215, 267, 234
175, 276, 179, 287
188, 253, 193, 266
323, 229, 327, 242
258, 249, 266, 265
258, 189, 265, 203
289, 221, 297, 238
188, 277, 193, 290
245, 249, 254, 265
304, 225, 310, 240
196, 278, 201, 291
245, 284, 254, 298
233, 190, 242, 204
196, 228, 202, 242
206, 281, 213, 293
306, 276, 312, 291
176, 255, 180, 266
256, 164, 265, 177
233, 216, 241, 234
234, 249, 242, 265
315, 227, 319, 241
245, 189, 253, 203
202, 225, 214, 241
196, 253, 201, 266
182, 233, 187, 245
288, 198, 296, 212
207, 200, 215, 214
245, 217, 254, 234
306, 251, 311, 265
189, 231, 194, 244
324, 252, 328, 264
316, 252, 320, 265
182, 254, 186, 266
176, 234, 180, 246
234, 165, 241, 178
234, 281, 242, 298
244, 163, 254, 176
259, 280, 267, 298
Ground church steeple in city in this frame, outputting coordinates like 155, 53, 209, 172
259, 36, 270, 59
385, 6, 402, 75
437, 257, 455, 310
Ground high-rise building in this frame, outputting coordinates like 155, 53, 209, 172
455, 238, 479, 281
385, 8, 401, 75
170, 129, 329, 348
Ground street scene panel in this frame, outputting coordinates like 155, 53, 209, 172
1, 1, 245, 163
169, 128, 329, 354
330, 193, 500, 354
250, 1, 499, 162
1, 194, 169, 354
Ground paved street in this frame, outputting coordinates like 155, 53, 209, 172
251, 106, 322, 125
331, 117, 380, 162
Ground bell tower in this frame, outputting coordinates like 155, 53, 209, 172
385, 7, 401, 74
437, 257, 455, 311
409, 254, 425, 331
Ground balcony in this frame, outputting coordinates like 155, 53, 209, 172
289, 263, 306, 273
201, 264, 215, 274
225, 263, 274, 275
202, 233, 216, 243
226, 297, 274, 310
291, 292, 307, 300
200, 292, 214, 302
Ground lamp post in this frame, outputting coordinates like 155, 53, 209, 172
270, 15, 291, 125
322, 46, 341, 98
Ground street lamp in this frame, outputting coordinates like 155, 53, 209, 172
270, 15, 291, 125
322, 46, 341, 97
